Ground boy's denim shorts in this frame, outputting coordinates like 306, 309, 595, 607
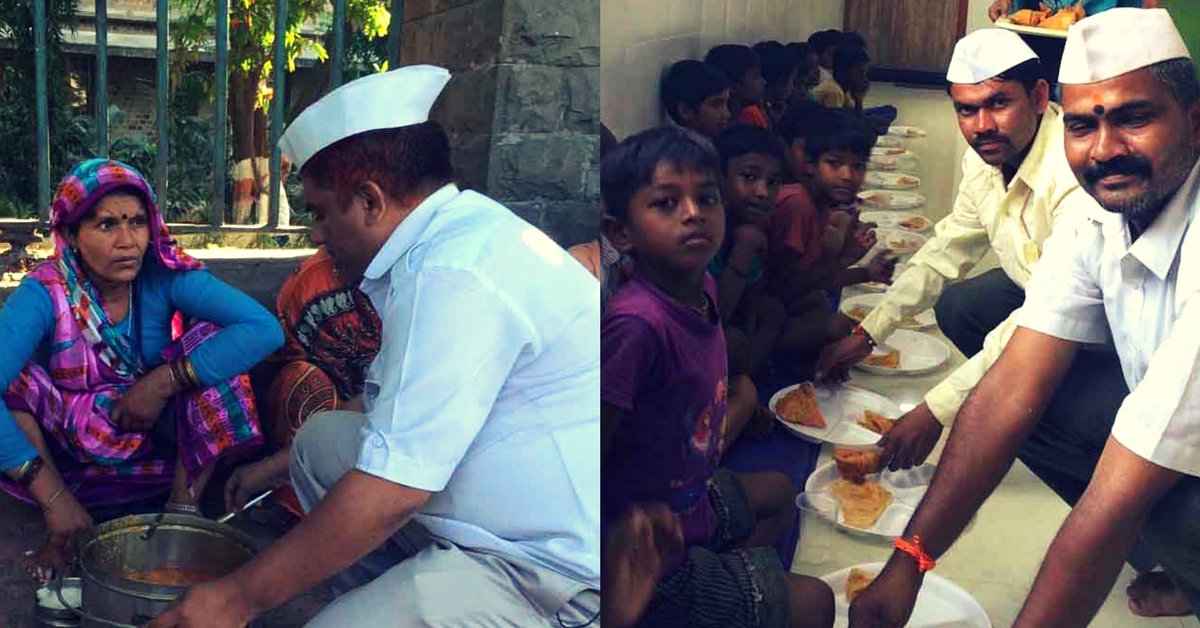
634, 468, 792, 628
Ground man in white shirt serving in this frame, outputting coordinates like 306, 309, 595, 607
148, 64, 600, 627
818, 28, 1125, 481
848, 8, 1200, 626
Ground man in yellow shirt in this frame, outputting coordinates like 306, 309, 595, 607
819, 29, 1127, 482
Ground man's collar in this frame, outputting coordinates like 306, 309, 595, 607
1125, 159, 1200, 279
361, 183, 460, 283
1008, 102, 1062, 191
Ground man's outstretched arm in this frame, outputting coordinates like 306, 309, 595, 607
149, 470, 429, 627
1013, 437, 1181, 628
849, 328, 1079, 627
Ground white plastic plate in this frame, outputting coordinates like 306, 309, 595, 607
864, 171, 921, 190
995, 16, 1069, 40
860, 211, 932, 233
888, 125, 928, 138
856, 329, 951, 375
820, 562, 993, 628
858, 191, 927, 211
871, 145, 909, 157
800, 461, 934, 538
841, 293, 936, 330
866, 153, 919, 172
875, 135, 906, 150
769, 384, 900, 447
857, 262, 907, 293
879, 229, 928, 256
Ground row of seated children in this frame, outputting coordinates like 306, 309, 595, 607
598, 31, 901, 622
601, 125, 837, 628
661, 30, 882, 141
599, 96, 897, 628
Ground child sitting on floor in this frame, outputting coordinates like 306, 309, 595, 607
787, 42, 823, 105
813, 45, 871, 112
705, 44, 770, 130
660, 59, 733, 139
570, 122, 627, 311
601, 126, 834, 628
764, 107, 895, 358
778, 99, 827, 183
709, 124, 789, 382
752, 40, 800, 126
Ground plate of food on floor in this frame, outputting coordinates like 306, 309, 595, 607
866, 154, 919, 172
769, 382, 901, 447
821, 563, 992, 628
870, 145, 909, 157
798, 443, 935, 538
855, 329, 952, 375
879, 229, 928, 256
887, 125, 927, 138
841, 293, 936, 330
856, 262, 908, 292
859, 211, 932, 233
857, 190, 926, 211
874, 135, 906, 150
864, 171, 920, 190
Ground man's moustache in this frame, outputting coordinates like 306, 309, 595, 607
1083, 156, 1152, 186
971, 134, 1010, 148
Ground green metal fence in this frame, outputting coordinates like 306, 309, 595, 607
23, 0, 404, 235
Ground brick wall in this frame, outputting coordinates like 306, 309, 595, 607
601, 0, 844, 140
108, 56, 157, 138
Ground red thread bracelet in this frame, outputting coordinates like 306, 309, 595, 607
853, 325, 877, 348
893, 535, 936, 572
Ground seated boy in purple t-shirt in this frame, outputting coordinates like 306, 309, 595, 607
600, 126, 835, 628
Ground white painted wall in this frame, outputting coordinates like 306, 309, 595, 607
601, 0, 845, 140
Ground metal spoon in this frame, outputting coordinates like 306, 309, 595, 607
217, 489, 274, 524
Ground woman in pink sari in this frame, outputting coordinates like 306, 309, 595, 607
0, 159, 283, 581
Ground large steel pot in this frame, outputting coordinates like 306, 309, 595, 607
56, 513, 257, 628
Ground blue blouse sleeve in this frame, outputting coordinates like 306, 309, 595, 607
0, 279, 55, 470
167, 269, 284, 386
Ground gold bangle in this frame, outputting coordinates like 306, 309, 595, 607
13, 458, 32, 481
166, 361, 179, 392
42, 487, 67, 511
183, 359, 200, 389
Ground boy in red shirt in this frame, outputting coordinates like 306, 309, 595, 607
705, 44, 770, 130
764, 107, 895, 357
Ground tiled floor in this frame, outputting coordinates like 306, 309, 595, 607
787, 84, 1200, 627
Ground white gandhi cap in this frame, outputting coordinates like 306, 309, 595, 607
946, 28, 1039, 85
279, 64, 452, 171
1059, 8, 1191, 85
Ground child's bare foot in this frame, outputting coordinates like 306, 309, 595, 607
24, 539, 65, 585
1127, 571, 1191, 617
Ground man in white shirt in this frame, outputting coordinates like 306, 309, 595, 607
149, 65, 600, 627
847, 8, 1200, 626
819, 29, 1125, 481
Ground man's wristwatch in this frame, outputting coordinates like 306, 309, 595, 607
14, 455, 45, 488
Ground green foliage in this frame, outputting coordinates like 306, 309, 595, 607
0, 0, 89, 218
170, 0, 391, 119
96, 70, 233, 224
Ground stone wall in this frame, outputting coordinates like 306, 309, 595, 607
403, 0, 600, 249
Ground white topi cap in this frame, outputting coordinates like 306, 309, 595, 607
279, 64, 452, 171
946, 29, 1039, 85
1059, 8, 1191, 85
